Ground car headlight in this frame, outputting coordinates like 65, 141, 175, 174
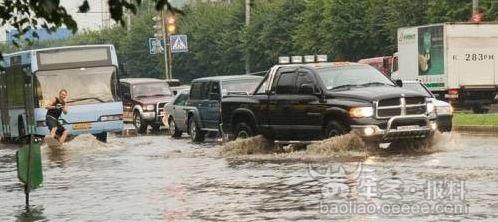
144, 105, 155, 111
349, 107, 374, 118
426, 102, 435, 114
435, 105, 452, 115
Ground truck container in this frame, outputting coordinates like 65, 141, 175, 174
393, 23, 498, 113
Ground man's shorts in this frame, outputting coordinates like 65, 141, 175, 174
46, 116, 66, 137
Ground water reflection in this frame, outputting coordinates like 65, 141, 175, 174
45, 147, 69, 168
14, 205, 46, 222
0, 133, 497, 221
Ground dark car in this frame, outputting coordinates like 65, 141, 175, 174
183, 75, 263, 142
119, 78, 174, 133
221, 63, 438, 147
399, 80, 453, 132
164, 89, 190, 138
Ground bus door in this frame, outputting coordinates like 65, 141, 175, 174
0, 66, 8, 137
4, 56, 31, 137
22, 66, 35, 135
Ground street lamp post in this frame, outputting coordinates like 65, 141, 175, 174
245, 0, 250, 74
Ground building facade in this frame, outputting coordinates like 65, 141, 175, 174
0, 0, 112, 43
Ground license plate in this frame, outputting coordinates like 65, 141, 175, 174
397, 125, 420, 130
73, 122, 92, 130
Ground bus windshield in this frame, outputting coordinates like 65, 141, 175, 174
36, 66, 117, 106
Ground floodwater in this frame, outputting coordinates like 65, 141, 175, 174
1, 131, 497, 221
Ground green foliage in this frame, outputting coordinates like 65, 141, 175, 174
3, 0, 498, 83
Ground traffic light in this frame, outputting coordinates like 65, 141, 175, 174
165, 15, 177, 35
153, 15, 163, 39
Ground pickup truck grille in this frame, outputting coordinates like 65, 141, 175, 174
375, 97, 427, 119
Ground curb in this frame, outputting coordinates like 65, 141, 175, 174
453, 125, 498, 133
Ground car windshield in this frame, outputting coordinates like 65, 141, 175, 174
36, 66, 116, 106
221, 78, 263, 96
402, 82, 432, 97
132, 82, 172, 98
317, 65, 395, 90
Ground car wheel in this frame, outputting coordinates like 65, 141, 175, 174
169, 118, 182, 138
235, 122, 254, 139
324, 120, 347, 138
189, 118, 205, 143
133, 111, 147, 134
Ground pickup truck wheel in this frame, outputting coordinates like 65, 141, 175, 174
189, 118, 205, 143
151, 123, 161, 132
235, 122, 254, 139
324, 120, 347, 138
133, 111, 148, 134
169, 118, 182, 138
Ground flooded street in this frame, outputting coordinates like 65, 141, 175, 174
1, 132, 498, 221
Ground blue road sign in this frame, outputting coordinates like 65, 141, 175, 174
170, 35, 188, 53
149, 38, 158, 54
149, 38, 166, 54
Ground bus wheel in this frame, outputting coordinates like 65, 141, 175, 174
93, 132, 107, 143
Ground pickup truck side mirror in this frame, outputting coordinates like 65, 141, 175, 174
209, 92, 221, 100
298, 84, 315, 95
395, 79, 403, 87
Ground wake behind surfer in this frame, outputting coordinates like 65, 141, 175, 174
45, 89, 69, 144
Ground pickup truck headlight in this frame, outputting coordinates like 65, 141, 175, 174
427, 102, 435, 114
349, 107, 374, 118
144, 105, 155, 111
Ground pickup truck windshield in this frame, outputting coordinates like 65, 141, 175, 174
133, 82, 172, 98
317, 65, 395, 90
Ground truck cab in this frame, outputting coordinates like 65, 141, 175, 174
221, 62, 438, 146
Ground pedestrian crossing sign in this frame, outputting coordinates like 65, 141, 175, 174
170, 34, 188, 53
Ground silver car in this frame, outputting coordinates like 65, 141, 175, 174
163, 90, 190, 138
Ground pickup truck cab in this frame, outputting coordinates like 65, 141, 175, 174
221, 62, 438, 146
184, 75, 263, 142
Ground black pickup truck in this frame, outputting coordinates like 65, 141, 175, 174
220, 62, 438, 146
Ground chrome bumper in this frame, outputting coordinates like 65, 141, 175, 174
351, 115, 437, 141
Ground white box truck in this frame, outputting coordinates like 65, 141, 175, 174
393, 23, 498, 113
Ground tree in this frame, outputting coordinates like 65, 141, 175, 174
246, 0, 305, 71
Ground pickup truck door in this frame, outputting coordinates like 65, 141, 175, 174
293, 69, 323, 138
268, 69, 299, 139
